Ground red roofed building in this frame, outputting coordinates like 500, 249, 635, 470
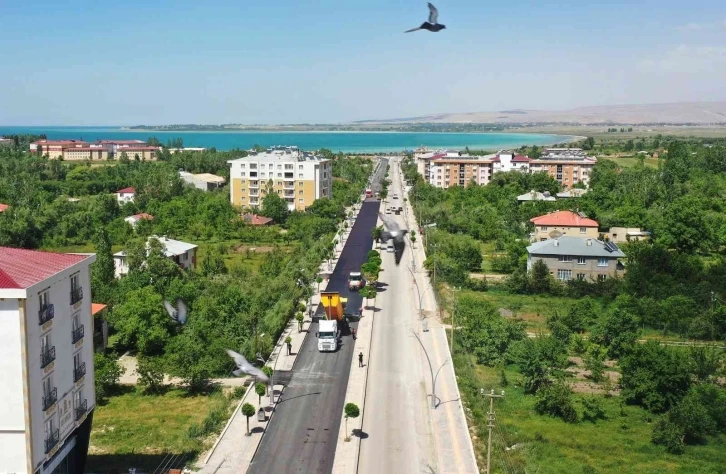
530, 210, 599, 241
0, 247, 97, 471
242, 213, 274, 226
30, 139, 90, 159
116, 187, 135, 204
0, 203, 8, 213
124, 213, 154, 228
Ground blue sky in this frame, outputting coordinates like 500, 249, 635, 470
1, 0, 724, 125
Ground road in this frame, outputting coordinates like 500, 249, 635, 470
248, 159, 387, 474
359, 158, 438, 474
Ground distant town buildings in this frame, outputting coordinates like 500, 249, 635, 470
168, 147, 207, 154
228, 146, 333, 211
29, 139, 160, 161
0, 247, 96, 473
113, 236, 198, 278
414, 147, 597, 190
179, 170, 226, 191
116, 187, 135, 204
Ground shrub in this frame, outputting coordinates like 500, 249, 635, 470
535, 382, 578, 423
582, 397, 606, 423
94, 352, 123, 402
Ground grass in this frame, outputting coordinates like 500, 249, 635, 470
455, 354, 726, 474
600, 154, 659, 169
87, 388, 235, 472
471, 287, 576, 332
194, 239, 285, 273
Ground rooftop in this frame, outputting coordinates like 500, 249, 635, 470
0, 203, 8, 212
0, 247, 92, 289
242, 213, 273, 226
118, 187, 135, 194
190, 172, 226, 183
228, 146, 329, 164
32, 139, 89, 146
527, 236, 625, 258
129, 213, 154, 221
113, 236, 197, 259
91, 303, 108, 316
556, 189, 589, 198
518, 190, 556, 202
530, 210, 598, 227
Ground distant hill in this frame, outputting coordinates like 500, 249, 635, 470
357, 102, 726, 125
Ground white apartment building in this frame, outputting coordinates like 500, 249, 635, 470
228, 146, 332, 211
113, 236, 198, 278
0, 247, 96, 474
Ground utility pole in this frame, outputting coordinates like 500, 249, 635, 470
481, 388, 505, 474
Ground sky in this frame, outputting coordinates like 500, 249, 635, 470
1, 0, 725, 125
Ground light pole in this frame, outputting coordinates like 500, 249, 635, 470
407, 266, 423, 320
481, 388, 505, 474
257, 353, 275, 404
412, 330, 448, 409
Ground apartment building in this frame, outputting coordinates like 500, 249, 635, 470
228, 146, 332, 211
30, 140, 90, 159
0, 247, 96, 474
415, 149, 497, 188
529, 148, 597, 188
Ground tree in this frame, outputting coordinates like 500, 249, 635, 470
582, 396, 606, 423
261, 188, 289, 224
590, 308, 640, 358
315, 276, 323, 293
344, 402, 360, 441
296, 312, 305, 332
456, 296, 526, 365
534, 381, 578, 423
529, 259, 552, 294
201, 244, 228, 276
582, 137, 595, 150
242, 403, 256, 436
285, 335, 292, 355
620, 341, 692, 412
108, 286, 174, 355
136, 356, 165, 395
255, 382, 267, 406
657, 196, 713, 253
360, 286, 376, 309
91, 227, 116, 303
94, 352, 123, 402
584, 344, 607, 383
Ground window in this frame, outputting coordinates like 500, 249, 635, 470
239, 164, 245, 169
277, 173, 282, 178
299, 173, 303, 178
250, 163, 257, 169
597, 257, 608, 267
597, 274, 608, 282
43, 375, 53, 399
39, 290, 49, 309
298, 198, 304, 202
577, 257, 586, 265
299, 190, 304, 195
557, 269, 572, 280
558, 255, 573, 262
577, 273, 586, 281
260, 172, 266, 178
299, 164, 304, 170
277, 164, 282, 169
579, 227, 586, 234
298, 182, 303, 187
540, 226, 548, 231
277, 181, 282, 186
71, 273, 83, 304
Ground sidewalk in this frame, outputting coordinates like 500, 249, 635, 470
331, 221, 379, 474
401, 172, 479, 474
194, 201, 362, 474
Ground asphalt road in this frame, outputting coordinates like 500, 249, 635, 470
248, 159, 387, 474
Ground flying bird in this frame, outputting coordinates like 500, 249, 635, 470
379, 213, 408, 265
163, 299, 188, 324
405, 3, 446, 33
225, 349, 271, 383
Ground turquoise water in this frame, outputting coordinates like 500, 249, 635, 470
0, 126, 570, 152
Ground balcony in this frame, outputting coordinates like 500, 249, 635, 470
72, 324, 84, 344
75, 399, 87, 421
38, 304, 55, 326
44, 429, 59, 454
42, 387, 57, 411
70, 287, 83, 305
74, 362, 86, 382
40, 346, 56, 369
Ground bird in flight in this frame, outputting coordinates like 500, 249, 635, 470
405, 3, 446, 33
225, 349, 271, 383
163, 299, 188, 324
379, 213, 408, 265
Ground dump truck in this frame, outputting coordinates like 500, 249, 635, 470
348, 271, 365, 291
318, 292, 347, 352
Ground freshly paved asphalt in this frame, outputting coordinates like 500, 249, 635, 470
248, 159, 387, 474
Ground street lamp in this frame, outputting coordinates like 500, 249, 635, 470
256, 353, 275, 404
412, 330, 448, 409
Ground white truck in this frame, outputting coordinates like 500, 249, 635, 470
348, 271, 365, 291
317, 319, 339, 352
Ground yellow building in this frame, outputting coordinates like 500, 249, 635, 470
62, 147, 110, 161
227, 146, 332, 211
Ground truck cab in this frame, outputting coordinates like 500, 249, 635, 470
317, 319, 339, 352
348, 271, 365, 291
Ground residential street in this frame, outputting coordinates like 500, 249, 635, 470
247, 159, 387, 474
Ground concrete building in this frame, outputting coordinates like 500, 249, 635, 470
116, 146, 159, 161
228, 146, 332, 211
113, 236, 198, 278
30, 140, 90, 159
517, 190, 557, 202
492, 152, 532, 173
0, 247, 96, 474
62, 147, 110, 161
605, 227, 651, 243
530, 210, 599, 241
124, 213, 154, 229
527, 236, 625, 281
415, 149, 497, 187
529, 148, 597, 188
95, 140, 146, 154
116, 187, 135, 204
179, 171, 226, 191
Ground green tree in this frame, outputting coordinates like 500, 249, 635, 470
296, 312, 305, 332
91, 227, 117, 303
534, 381, 578, 423
620, 341, 692, 413
242, 403, 256, 436
201, 244, 228, 276
590, 308, 640, 358
94, 352, 123, 403
657, 196, 713, 253
344, 402, 360, 440
582, 396, 606, 423
584, 344, 607, 383
261, 188, 290, 224
529, 259, 552, 294
255, 382, 267, 406
136, 356, 165, 395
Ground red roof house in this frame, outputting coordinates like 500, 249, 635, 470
0, 203, 8, 213
242, 213, 273, 226
530, 210, 599, 228
0, 247, 90, 289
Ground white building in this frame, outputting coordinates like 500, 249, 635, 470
0, 247, 96, 474
113, 236, 198, 278
179, 170, 226, 191
116, 187, 135, 204
124, 213, 154, 229
228, 146, 332, 211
